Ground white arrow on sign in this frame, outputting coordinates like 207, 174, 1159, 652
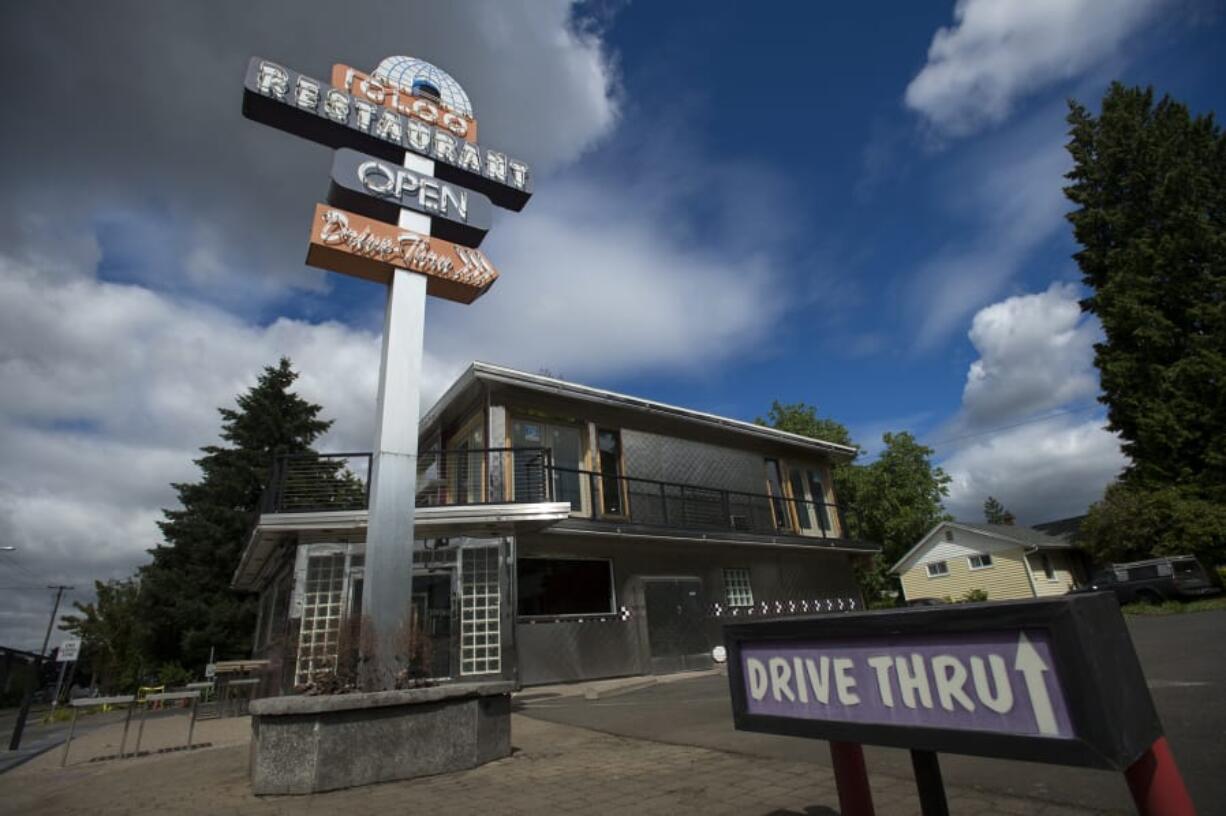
1014, 632, 1059, 736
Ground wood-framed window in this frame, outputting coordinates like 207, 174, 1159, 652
763, 458, 791, 531
784, 463, 836, 537
447, 412, 487, 504
510, 417, 588, 513
596, 428, 628, 517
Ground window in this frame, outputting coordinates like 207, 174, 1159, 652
517, 558, 613, 617
787, 466, 834, 535
1041, 553, 1057, 580
597, 428, 626, 516
723, 568, 754, 607
926, 560, 949, 578
968, 554, 993, 570
763, 458, 791, 530
461, 546, 501, 676
944, 529, 954, 542
512, 419, 585, 511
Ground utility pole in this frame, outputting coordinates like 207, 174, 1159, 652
9, 585, 74, 750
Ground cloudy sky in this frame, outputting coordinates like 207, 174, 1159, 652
1, 0, 1223, 648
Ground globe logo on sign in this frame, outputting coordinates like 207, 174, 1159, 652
373, 56, 474, 119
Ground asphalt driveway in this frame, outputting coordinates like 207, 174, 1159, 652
519, 609, 1225, 814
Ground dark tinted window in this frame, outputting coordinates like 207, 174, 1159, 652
1127, 565, 1161, 581
518, 558, 613, 616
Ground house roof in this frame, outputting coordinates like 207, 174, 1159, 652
889, 519, 1079, 575
421, 361, 859, 461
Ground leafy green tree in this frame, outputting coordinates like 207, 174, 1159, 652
140, 358, 333, 671
849, 432, 952, 568
983, 496, 1015, 526
1065, 83, 1226, 563
1077, 482, 1226, 565
60, 579, 146, 693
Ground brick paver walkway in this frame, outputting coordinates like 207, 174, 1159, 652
0, 714, 1113, 815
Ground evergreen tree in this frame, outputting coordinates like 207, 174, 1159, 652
140, 358, 332, 671
983, 496, 1015, 526
1065, 83, 1226, 563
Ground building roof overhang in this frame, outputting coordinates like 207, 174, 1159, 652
231, 502, 572, 591
420, 362, 859, 462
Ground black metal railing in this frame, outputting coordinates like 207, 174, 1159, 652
553, 466, 851, 540
259, 451, 853, 540
260, 448, 553, 514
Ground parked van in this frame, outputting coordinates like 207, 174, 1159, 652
1073, 555, 1223, 604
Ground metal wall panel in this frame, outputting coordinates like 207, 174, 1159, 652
622, 429, 764, 493
516, 533, 861, 685
516, 618, 643, 686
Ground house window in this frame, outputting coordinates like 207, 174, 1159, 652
517, 558, 613, 617
926, 560, 949, 578
597, 428, 626, 516
1041, 553, 1057, 580
723, 568, 754, 607
944, 529, 954, 542
968, 554, 993, 570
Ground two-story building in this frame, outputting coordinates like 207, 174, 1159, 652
232, 363, 878, 693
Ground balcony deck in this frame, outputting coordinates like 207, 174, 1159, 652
255, 449, 874, 548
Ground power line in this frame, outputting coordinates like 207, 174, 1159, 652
0, 557, 48, 584
927, 402, 1105, 449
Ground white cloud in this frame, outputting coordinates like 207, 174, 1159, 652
430, 176, 785, 378
934, 284, 1125, 524
941, 416, 1126, 523
959, 283, 1100, 429
905, 0, 1169, 136
908, 113, 1071, 349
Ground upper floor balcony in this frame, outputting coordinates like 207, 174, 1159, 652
258, 448, 858, 544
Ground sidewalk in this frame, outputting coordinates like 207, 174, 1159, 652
0, 708, 1110, 815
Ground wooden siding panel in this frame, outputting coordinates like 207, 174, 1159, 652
900, 547, 1035, 602
1028, 550, 1078, 597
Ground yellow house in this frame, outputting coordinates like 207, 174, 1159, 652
891, 519, 1088, 603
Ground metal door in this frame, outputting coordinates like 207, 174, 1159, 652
643, 578, 712, 674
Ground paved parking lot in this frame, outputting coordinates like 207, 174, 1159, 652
519, 609, 1225, 814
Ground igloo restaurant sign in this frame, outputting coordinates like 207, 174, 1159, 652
242, 56, 531, 302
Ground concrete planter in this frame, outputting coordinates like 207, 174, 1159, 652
248, 681, 513, 794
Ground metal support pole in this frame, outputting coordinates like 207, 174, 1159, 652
118, 699, 134, 758
60, 707, 79, 767
186, 697, 198, 749
362, 182, 430, 688
51, 659, 68, 708
132, 695, 147, 754
910, 749, 949, 816
1124, 736, 1197, 816
829, 741, 875, 816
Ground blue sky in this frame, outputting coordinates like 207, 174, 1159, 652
0, 0, 1223, 647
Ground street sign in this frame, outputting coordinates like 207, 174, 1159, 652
725, 594, 1162, 770
57, 638, 81, 662
205, 663, 216, 679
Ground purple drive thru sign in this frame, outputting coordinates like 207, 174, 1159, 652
741, 628, 1073, 739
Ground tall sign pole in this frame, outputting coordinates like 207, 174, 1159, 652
242, 55, 532, 685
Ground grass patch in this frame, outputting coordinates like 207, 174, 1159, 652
1121, 595, 1226, 616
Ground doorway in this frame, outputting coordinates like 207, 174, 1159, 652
642, 578, 711, 675
410, 570, 454, 680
